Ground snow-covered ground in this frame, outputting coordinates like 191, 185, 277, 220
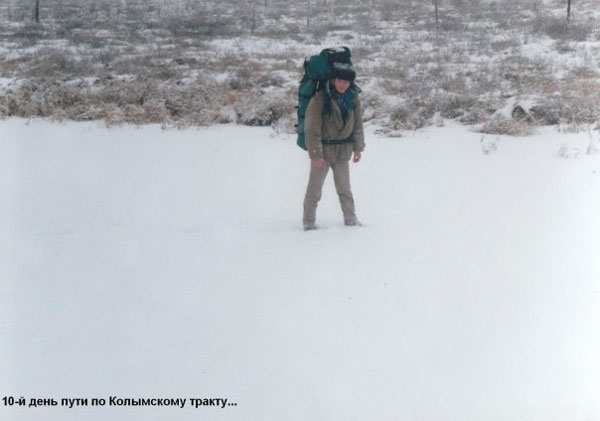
1, 119, 600, 420
3, 0, 600, 129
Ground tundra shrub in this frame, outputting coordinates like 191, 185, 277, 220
481, 117, 536, 136
533, 15, 592, 41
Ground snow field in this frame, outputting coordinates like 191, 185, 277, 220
1, 119, 600, 420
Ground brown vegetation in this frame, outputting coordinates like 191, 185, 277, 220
0, 0, 599, 135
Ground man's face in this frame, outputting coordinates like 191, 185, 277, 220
333, 78, 351, 94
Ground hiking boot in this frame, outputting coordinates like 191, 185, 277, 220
303, 222, 318, 231
344, 217, 361, 227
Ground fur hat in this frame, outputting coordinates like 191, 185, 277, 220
331, 62, 356, 82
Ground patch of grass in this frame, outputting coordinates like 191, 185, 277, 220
533, 14, 593, 42
1, 0, 600, 131
481, 117, 536, 136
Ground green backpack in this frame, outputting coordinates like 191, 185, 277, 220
296, 46, 352, 150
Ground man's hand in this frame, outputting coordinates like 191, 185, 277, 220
353, 151, 362, 163
312, 157, 327, 168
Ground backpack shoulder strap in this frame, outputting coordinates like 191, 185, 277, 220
320, 85, 332, 116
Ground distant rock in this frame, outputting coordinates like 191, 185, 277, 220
511, 105, 533, 122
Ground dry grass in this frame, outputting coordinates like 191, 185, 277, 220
481, 117, 537, 137
1, 0, 599, 131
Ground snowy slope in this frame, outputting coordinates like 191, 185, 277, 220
1, 119, 600, 421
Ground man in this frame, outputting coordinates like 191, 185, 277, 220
302, 62, 365, 231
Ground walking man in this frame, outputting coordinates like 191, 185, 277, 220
302, 62, 365, 231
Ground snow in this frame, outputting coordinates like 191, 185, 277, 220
0, 77, 17, 89
208, 37, 306, 56
1, 119, 600, 420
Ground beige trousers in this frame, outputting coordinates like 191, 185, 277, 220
303, 160, 356, 225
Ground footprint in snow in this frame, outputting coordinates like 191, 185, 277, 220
558, 146, 580, 159
480, 136, 498, 155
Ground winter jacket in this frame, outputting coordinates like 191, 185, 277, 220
304, 83, 365, 162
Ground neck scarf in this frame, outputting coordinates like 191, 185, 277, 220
329, 83, 355, 123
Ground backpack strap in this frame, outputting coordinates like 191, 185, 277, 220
321, 85, 332, 116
